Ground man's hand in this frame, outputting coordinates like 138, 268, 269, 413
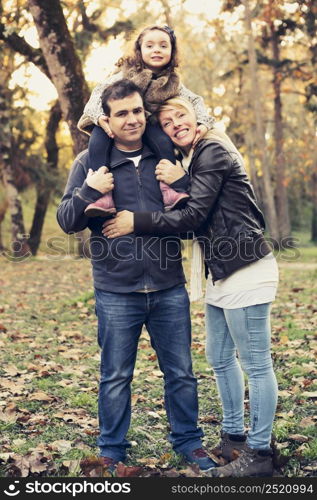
155, 159, 185, 184
102, 210, 134, 238
86, 166, 114, 194
193, 124, 208, 147
98, 115, 115, 138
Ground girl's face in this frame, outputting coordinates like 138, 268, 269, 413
159, 106, 197, 153
140, 29, 172, 73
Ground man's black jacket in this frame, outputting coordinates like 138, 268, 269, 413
57, 145, 188, 292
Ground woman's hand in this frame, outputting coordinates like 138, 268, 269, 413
155, 159, 185, 185
193, 124, 208, 147
102, 210, 134, 238
98, 115, 115, 138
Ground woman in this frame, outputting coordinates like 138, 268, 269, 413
103, 97, 279, 477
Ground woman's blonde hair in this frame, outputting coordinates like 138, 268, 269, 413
157, 97, 242, 158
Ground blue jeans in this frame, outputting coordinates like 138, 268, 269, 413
205, 303, 278, 450
95, 285, 203, 461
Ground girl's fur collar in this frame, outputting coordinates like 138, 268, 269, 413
121, 62, 180, 113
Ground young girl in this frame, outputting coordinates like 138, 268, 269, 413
78, 24, 214, 217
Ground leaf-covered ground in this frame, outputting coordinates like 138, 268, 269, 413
0, 251, 316, 478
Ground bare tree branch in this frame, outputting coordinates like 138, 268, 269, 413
0, 22, 49, 77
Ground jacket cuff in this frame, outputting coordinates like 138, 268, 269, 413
134, 212, 153, 235
170, 173, 190, 193
77, 181, 103, 204
197, 116, 215, 130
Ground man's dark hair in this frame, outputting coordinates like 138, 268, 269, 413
101, 79, 144, 116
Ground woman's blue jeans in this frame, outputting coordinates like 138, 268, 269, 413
95, 285, 203, 461
205, 303, 278, 450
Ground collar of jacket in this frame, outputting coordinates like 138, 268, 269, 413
108, 143, 156, 169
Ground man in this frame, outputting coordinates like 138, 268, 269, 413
57, 79, 216, 472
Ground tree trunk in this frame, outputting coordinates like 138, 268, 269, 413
1, 165, 31, 258
311, 166, 317, 242
0, 58, 31, 259
303, 0, 317, 242
29, 101, 62, 255
0, 199, 8, 251
245, 129, 262, 206
159, 0, 174, 26
27, 0, 89, 155
242, 0, 279, 245
270, 13, 292, 243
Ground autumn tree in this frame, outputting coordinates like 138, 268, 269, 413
0, 0, 132, 254
0, 48, 31, 258
27, 0, 89, 155
242, 0, 279, 243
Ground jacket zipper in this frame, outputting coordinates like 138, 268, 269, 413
134, 159, 150, 290
135, 164, 142, 186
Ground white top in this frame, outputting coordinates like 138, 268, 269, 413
205, 253, 279, 309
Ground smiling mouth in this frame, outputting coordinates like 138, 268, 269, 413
125, 127, 141, 133
175, 129, 189, 139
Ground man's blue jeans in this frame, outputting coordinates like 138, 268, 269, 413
205, 303, 278, 450
95, 285, 203, 461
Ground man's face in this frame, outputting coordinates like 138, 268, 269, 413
105, 92, 146, 151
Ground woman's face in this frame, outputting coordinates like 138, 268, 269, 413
159, 106, 197, 152
140, 29, 172, 73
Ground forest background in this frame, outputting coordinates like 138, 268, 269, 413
0, 0, 316, 479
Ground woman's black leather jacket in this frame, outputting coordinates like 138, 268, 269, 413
134, 138, 272, 281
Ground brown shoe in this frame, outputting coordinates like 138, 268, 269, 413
208, 444, 273, 477
211, 431, 247, 463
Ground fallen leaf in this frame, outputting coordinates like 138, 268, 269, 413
163, 468, 180, 477
178, 464, 200, 477
29, 452, 51, 474
29, 391, 55, 402
137, 457, 159, 465
294, 443, 308, 456
4, 364, 20, 376
131, 394, 140, 406
278, 335, 289, 345
288, 434, 310, 443
159, 453, 172, 465
303, 462, 317, 472
62, 459, 81, 475
7, 454, 31, 477
80, 456, 108, 477
148, 411, 161, 419
49, 440, 73, 454
116, 463, 143, 477
12, 438, 27, 447
276, 442, 290, 449
200, 415, 221, 424
277, 390, 292, 398
300, 416, 316, 427
302, 391, 317, 399
0, 410, 18, 423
